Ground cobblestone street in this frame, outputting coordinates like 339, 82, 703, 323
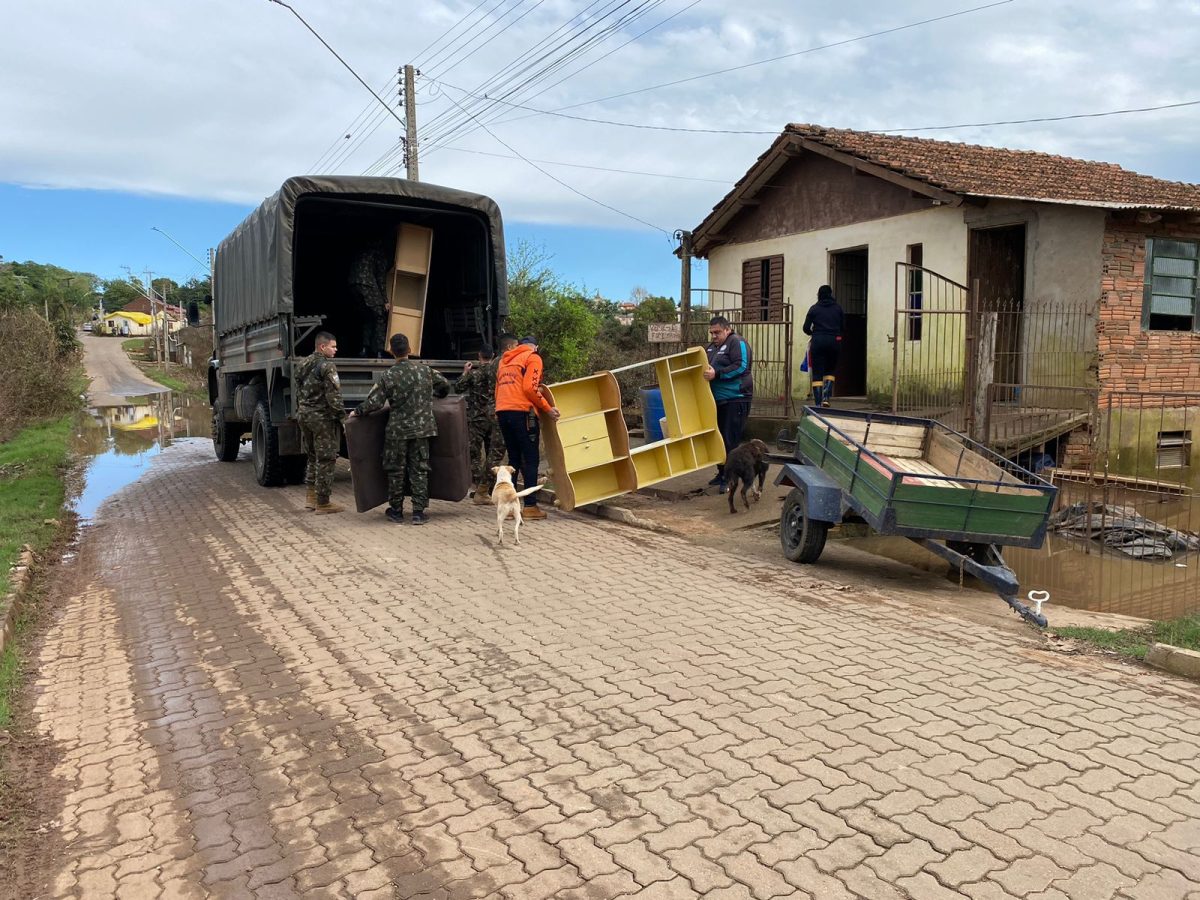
19, 439, 1200, 899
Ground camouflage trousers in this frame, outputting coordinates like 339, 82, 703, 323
468, 416, 506, 488
300, 415, 340, 502
385, 436, 431, 513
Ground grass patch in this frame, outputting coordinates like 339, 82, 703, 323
0, 417, 73, 595
121, 337, 149, 354
1054, 614, 1200, 661
0, 416, 74, 728
138, 367, 191, 394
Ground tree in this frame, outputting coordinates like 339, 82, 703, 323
631, 295, 677, 331
504, 241, 600, 383
100, 277, 144, 311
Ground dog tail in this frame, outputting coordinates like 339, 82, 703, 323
513, 481, 547, 499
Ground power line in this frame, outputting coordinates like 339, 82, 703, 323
308, 72, 400, 173
438, 145, 731, 182
470, 0, 1015, 139
422, 0, 699, 157
433, 78, 670, 235
418, 0, 634, 145
266, 0, 406, 132
881, 99, 1200, 133
412, 0, 492, 68
426, 0, 671, 149
430, 81, 1200, 137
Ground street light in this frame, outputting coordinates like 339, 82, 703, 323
150, 227, 209, 273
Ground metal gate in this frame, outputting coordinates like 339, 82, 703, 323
892, 263, 971, 432
669, 289, 794, 418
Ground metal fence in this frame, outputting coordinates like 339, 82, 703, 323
665, 289, 794, 419
1004, 390, 1200, 621
892, 264, 1095, 441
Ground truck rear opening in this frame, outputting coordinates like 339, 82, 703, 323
293, 195, 496, 362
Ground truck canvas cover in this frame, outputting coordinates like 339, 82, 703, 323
214, 176, 507, 336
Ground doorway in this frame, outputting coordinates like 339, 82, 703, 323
968, 224, 1026, 385
828, 247, 868, 396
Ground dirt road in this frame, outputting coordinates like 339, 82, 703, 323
80, 333, 169, 406
10, 436, 1200, 898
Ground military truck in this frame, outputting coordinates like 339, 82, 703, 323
209, 176, 507, 486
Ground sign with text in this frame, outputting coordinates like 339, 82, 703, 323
647, 322, 681, 342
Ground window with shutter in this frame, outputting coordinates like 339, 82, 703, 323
741, 255, 784, 322
1142, 238, 1199, 332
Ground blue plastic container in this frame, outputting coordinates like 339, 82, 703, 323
640, 386, 666, 442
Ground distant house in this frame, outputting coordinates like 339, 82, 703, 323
616, 301, 637, 326
119, 296, 185, 332
688, 124, 1200, 470
104, 311, 154, 336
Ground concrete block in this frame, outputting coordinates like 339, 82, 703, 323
1145, 643, 1200, 680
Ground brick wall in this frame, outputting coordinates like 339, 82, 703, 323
1099, 216, 1200, 405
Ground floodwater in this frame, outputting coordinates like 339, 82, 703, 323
72, 392, 211, 523
836, 476, 1200, 622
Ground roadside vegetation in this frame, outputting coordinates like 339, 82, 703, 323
121, 326, 212, 397
505, 241, 681, 396
1054, 615, 1200, 660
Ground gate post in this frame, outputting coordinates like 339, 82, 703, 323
965, 278, 980, 440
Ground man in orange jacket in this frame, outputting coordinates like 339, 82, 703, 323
495, 335, 560, 519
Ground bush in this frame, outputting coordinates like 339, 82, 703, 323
0, 309, 81, 440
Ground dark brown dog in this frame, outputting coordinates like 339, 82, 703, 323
725, 438, 770, 513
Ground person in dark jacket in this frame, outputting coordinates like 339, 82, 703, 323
703, 315, 754, 492
802, 284, 844, 407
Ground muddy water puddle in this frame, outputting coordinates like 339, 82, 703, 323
72, 392, 211, 523
834, 476, 1200, 622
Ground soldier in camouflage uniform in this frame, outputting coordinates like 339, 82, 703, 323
295, 331, 346, 513
348, 237, 392, 358
455, 339, 508, 504
351, 332, 450, 525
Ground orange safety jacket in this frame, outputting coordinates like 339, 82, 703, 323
495, 344, 554, 414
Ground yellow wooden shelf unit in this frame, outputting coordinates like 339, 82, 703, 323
628, 348, 723, 488
542, 347, 722, 511
540, 371, 636, 511
387, 223, 433, 355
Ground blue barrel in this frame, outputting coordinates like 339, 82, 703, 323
640, 387, 666, 442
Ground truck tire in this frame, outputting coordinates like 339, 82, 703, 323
251, 400, 285, 487
213, 407, 243, 462
781, 486, 829, 564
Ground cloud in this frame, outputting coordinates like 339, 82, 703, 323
2, 0, 1198, 236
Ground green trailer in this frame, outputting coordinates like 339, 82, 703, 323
776, 407, 1057, 626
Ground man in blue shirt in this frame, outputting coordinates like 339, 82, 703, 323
703, 315, 754, 493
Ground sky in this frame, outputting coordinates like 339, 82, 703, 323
2, 0, 1199, 301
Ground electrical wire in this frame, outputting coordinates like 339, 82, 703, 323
437, 144, 731, 182
429, 0, 670, 148
429, 81, 1200, 137
423, 0, 668, 149
308, 72, 400, 173
431, 77, 671, 235
417, 0, 626, 143
522, 0, 1017, 114
412, 0, 493, 68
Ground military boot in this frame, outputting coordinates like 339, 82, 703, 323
314, 498, 344, 514
472, 483, 491, 505
305, 486, 317, 510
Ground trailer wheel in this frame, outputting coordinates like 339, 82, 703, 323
213, 407, 243, 462
781, 486, 829, 564
251, 400, 285, 487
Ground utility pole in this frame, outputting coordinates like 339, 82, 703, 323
403, 64, 419, 181
675, 230, 694, 333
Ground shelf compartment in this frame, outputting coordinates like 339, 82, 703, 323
631, 444, 670, 485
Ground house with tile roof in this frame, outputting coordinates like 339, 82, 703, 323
687, 125, 1200, 469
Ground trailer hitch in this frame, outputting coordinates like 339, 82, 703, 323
914, 539, 1047, 628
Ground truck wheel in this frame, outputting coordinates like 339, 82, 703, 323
282, 455, 307, 485
251, 400, 285, 487
213, 407, 243, 462
781, 486, 829, 564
